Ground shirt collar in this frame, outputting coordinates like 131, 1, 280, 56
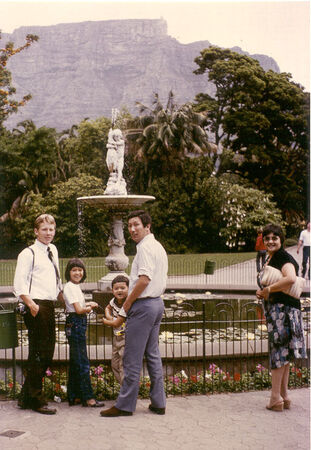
35, 239, 50, 252
137, 233, 154, 248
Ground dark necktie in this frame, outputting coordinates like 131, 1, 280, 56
47, 246, 61, 290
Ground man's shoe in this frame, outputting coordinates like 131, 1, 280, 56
100, 406, 132, 417
17, 399, 27, 409
149, 404, 166, 415
33, 405, 57, 415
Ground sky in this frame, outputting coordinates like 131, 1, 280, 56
0, 0, 310, 89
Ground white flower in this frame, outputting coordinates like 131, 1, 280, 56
160, 331, 174, 339
175, 293, 186, 304
180, 370, 188, 379
205, 291, 212, 296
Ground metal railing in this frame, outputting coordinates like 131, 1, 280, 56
0, 296, 310, 400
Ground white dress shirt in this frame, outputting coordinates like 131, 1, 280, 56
63, 281, 86, 313
129, 233, 168, 298
13, 239, 61, 301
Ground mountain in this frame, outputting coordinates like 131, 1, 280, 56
3, 19, 280, 130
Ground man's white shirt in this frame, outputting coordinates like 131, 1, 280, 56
14, 239, 61, 300
299, 230, 310, 246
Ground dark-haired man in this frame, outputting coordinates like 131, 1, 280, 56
100, 210, 168, 417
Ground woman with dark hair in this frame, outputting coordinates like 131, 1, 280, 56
64, 258, 104, 407
256, 224, 306, 411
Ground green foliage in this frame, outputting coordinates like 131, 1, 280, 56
128, 91, 210, 191
218, 181, 284, 249
15, 174, 110, 256
142, 157, 283, 252
194, 46, 309, 225
58, 117, 111, 180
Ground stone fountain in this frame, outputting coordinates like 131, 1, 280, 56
77, 117, 154, 293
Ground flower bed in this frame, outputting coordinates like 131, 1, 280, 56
1, 363, 309, 401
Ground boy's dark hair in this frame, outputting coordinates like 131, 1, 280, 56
112, 274, 129, 287
128, 210, 151, 228
65, 258, 87, 282
262, 224, 285, 245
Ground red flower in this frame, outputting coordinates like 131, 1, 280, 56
8, 382, 13, 388
55, 383, 61, 392
234, 373, 241, 381
191, 375, 198, 382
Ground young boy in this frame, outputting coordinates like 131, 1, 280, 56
103, 275, 129, 384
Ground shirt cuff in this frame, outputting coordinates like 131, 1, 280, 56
118, 307, 127, 318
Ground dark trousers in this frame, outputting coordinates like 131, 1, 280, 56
65, 314, 94, 402
302, 246, 310, 278
20, 301, 55, 409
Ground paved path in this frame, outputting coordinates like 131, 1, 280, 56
167, 245, 309, 292
0, 388, 310, 450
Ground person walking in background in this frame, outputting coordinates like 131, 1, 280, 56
63, 258, 104, 408
102, 274, 129, 385
13, 214, 63, 415
297, 221, 310, 280
100, 210, 168, 417
256, 224, 306, 412
255, 228, 267, 272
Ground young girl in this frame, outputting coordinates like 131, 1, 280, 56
64, 258, 104, 407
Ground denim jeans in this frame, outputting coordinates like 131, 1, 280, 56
65, 314, 94, 402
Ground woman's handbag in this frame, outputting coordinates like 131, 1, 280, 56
260, 265, 305, 299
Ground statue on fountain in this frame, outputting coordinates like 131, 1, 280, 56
104, 125, 127, 196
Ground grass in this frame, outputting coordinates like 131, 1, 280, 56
0, 252, 256, 286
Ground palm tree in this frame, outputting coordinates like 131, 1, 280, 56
127, 91, 211, 190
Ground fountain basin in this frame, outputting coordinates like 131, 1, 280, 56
77, 195, 155, 211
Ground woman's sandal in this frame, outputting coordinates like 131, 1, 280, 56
266, 401, 284, 412
283, 399, 291, 409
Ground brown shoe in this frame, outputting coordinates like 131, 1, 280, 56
100, 406, 132, 417
149, 404, 166, 415
33, 405, 57, 415
283, 399, 291, 409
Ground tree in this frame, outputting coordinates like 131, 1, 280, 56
0, 32, 38, 130
57, 117, 111, 180
194, 46, 309, 226
0, 121, 61, 225
128, 91, 211, 191
14, 175, 108, 257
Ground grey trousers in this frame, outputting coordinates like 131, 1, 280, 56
115, 297, 166, 412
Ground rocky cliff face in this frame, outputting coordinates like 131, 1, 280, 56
4, 19, 279, 130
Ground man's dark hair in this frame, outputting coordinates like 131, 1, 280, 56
262, 224, 285, 245
65, 258, 87, 282
128, 210, 151, 228
112, 274, 129, 287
